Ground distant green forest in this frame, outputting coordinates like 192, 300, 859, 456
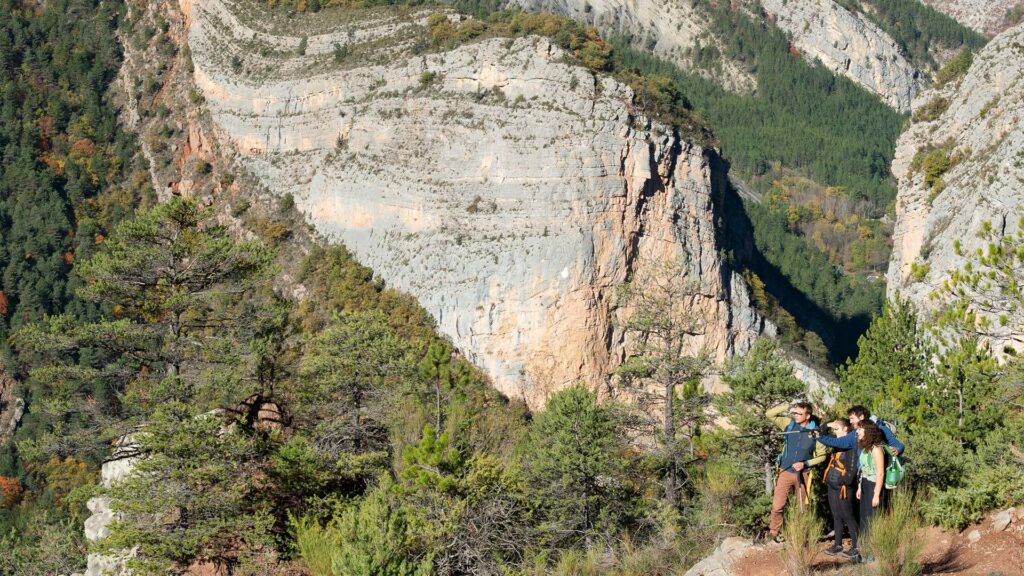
0, 0, 149, 361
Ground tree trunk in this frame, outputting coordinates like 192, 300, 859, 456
664, 378, 676, 505
764, 460, 774, 497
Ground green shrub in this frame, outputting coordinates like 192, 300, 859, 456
933, 49, 972, 87
290, 481, 433, 576
905, 432, 968, 491
865, 490, 925, 576
912, 96, 949, 123
291, 514, 337, 576
780, 503, 822, 576
922, 465, 1024, 530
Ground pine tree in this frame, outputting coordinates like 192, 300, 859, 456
714, 338, 806, 496
295, 310, 415, 461
13, 198, 278, 572
12, 198, 274, 463
519, 385, 632, 549
837, 295, 933, 429
616, 259, 713, 508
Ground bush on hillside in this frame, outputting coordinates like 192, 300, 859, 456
865, 490, 925, 576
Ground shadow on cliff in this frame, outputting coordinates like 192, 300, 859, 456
707, 151, 873, 367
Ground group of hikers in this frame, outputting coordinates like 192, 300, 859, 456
765, 401, 905, 563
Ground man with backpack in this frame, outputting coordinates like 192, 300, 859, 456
765, 401, 829, 542
814, 405, 904, 457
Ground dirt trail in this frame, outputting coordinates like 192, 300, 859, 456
731, 509, 1024, 576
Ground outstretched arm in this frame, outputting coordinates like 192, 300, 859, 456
766, 402, 790, 431
816, 431, 856, 450
807, 437, 829, 468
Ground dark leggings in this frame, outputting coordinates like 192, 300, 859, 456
828, 485, 858, 549
858, 478, 887, 541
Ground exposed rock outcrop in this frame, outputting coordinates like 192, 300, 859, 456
510, 0, 924, 111
683, 537, 754, 576
507, 0, 755, 92
0, 370, 24, 443
80, 439, 142, 576
888, 23, 1024, 349
186, 0, 774, 408
921, 0, 1022, 37
759, 0, 925, 111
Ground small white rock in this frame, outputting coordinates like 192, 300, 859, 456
967, 529, 982, 543
992, 508, 1015, 532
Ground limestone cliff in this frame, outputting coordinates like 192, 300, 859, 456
506, 0, 755, 92
185, 0, 772, 408
759, 0, 925, 111
509, 0, 923, 111
888, 23, 1024, 349
921, 0, 1022, 37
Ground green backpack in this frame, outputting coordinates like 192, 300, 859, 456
884, 456, 905, 489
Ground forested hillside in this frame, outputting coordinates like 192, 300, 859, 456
0, 0, 153, 565
0, 0, 150, 362
0, 0, 1021, 575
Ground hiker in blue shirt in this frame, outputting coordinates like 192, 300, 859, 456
814, 405, 903, 458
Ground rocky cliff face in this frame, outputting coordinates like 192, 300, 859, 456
510, 0, 923, 111
921, 0, 1022, 37
759, 0, 925, 111
185, 0, 772, 408
506, 0, 756, 92
888, 23, 1024, 348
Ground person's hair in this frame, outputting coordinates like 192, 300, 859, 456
832, 418, 851, 432
858, 421, 885, 450
792, 401, 813, 415
848, 405, 871, 420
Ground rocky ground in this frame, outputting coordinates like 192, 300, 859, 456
691, 508, 1024, 576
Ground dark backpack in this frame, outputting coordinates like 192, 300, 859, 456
823, 449, 856, 491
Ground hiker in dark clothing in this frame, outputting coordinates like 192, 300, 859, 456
815, 405, 904, 458
821, 418, 860, 562
856, 421, 888, 548
765, 401, 828, 542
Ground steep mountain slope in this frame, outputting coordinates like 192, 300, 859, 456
921, 0, 1023, 37
758, 0, 926, 111
186, 0, 771, 407
888, 22, 1024, 349
511, 0, 926, 111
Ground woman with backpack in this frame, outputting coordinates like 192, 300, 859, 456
822, 418, 860, 561
856, 420, 888, 542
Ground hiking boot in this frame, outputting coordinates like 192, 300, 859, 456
823, 544, 843, 556
772, 534, 786, 544
839, 548, 861, 562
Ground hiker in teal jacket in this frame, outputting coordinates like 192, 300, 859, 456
766, 401, 828, 541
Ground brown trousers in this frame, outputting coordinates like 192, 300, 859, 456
769, 469, 811, 535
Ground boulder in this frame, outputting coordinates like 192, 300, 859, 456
684, 536, 753, 576
993, 508, 1015, 532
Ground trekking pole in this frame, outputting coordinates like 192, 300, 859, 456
730, 429, 820, 439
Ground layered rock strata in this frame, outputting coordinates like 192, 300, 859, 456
888, 23, 1024, 350
186, 0, 772, 407
507, 0, 755, 92
510, 0, 923, 111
